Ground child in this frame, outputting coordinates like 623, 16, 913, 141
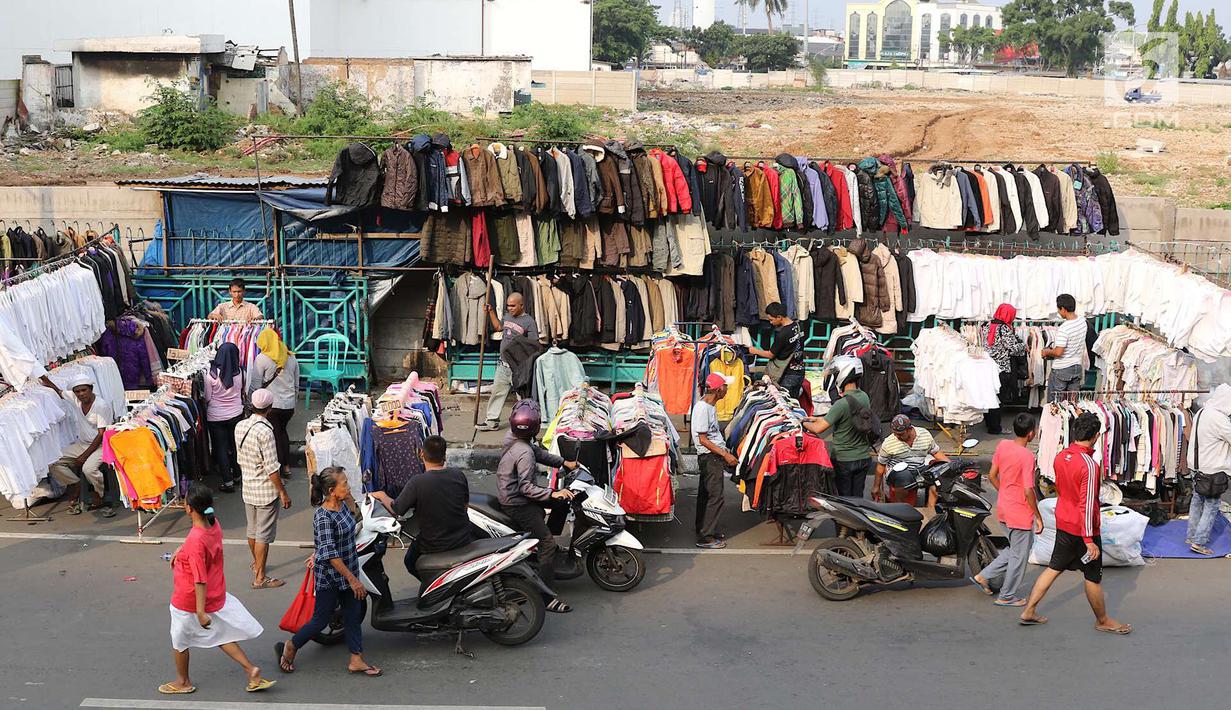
971, 413, 1044, 607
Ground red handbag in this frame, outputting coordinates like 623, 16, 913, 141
278, 567, 316, 633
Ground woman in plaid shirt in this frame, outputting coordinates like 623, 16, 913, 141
276, 468, 382, 677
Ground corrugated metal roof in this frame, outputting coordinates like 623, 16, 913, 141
115, 173, 328, 189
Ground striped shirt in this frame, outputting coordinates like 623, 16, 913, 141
1053, 443, 1100, 541
1053, 316, 1088, 369
877, 428, 940, 466
237, 415, 280, 506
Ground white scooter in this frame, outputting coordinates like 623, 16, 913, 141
468, 465, 647, 592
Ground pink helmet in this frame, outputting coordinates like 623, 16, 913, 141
509, 399, 542, 440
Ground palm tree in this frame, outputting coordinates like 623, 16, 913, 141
738, 0, 789, 34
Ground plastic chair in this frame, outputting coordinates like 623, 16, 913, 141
303, 333, 349, 407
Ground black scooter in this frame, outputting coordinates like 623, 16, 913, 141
794, 460, 999, 601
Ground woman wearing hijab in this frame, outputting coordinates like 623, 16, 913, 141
979, 303, 1027, 435
247, 328, 300, 478
205, 343, 245, 493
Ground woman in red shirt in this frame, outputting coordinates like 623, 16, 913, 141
161, 485, 275, 695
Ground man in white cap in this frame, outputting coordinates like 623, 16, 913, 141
692, 372, 737, 549
47, 375, 114, 517
236, 388, 291, 589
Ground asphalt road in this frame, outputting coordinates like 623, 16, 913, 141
1, 486, 1229, 710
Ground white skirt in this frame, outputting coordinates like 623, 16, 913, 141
169, 593, 264, 652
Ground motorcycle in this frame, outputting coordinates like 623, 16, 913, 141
313, 495, 552, 654
468, 465, 647, 592
794, 458, 999, 601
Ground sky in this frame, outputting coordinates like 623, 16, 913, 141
657, 0, 1231, 33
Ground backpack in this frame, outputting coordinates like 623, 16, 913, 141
847, 395, 882, 447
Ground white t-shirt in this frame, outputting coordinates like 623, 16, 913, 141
1053, 317, 1088, 369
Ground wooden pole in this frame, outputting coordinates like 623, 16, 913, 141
287, 0, 305, 116
472, 260, 496, 431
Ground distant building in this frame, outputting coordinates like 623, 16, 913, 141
692, 0, 716, 30
843, 0, 1001, 67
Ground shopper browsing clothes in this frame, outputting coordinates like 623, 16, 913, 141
691, 373, 738, 550
1186, 384, 1231, 557
971, 413, 1043, 606
1019, 412, 1132, 635
477, 292, 540, 432
208, 278, 264, 322
748, 302, 806, 398
237, 389, 292, 590
248, 328, 299, 478
1043, 293, 1087, 402
803, 356, 875, 497
161, 485, 274, 695
277, 468, 382, 677
47, 375, 115, 517
979, 303, 1028, 435
873, 415, 947, 507
204, 343, 244, 493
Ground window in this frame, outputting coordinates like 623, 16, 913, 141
866, 12, 878, 60
881, 0, 913, 61
987, 15, 995, 29
972, 15, 981, 28
939, 13, 951, 59
960, 13, 968, 28
849, 13, 861, 59
920, 14, 932, 60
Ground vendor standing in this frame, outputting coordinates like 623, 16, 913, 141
477, 292, 540, 432
208, 279, 264, 322
748, 301, 806, 398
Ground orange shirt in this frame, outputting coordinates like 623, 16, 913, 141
110, 428, 174, 503
654, 346, 697, 415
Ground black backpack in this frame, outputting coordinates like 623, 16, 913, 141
847, 395, 883, 447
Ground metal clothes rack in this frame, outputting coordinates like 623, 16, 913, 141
0, 233, 117, 287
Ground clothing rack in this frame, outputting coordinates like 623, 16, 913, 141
719, 156, 1091, 167
0, 234, 117, 287
1052, 389, 1206, 400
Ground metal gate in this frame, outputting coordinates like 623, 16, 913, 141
54, 65, 73, 108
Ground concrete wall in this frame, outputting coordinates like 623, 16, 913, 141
532, 70, 638, 110
1, 78, 20, 127
642, 67, 813, 89
73, 54, 195, 112
1175, 207, 1231, 242
369, 271, 437, 384
297, 57, 530, 114
19, 63, 57, 129
0, 186, 163, 251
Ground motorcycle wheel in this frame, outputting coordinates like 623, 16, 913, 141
967, 535, 998, 577
313, 597, 368, 646
482, 576, 546, 646
808, 538, 864, 601
586, 546, 646, 592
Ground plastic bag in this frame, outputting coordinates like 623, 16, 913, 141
1030, 497, 1147, 567
921, 515, 956, 557
279, 567, 316, 633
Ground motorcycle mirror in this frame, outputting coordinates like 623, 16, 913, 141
962, 438, 980, 448
892, 461, 911, 472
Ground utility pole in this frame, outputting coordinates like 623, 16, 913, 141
803, 0, 810, 58
287, 0, 304, 116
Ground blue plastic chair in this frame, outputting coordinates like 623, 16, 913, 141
303, 333, 349, 407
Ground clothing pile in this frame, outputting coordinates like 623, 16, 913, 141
1037, 397, 1190, 494
610, 387, 678, 518
1091, 325, 1200, 405
911, 325, 1002, 425
105, 388, 205, 510
179, 319, 274, 367
912, 163, 1119, 238
543, 385, 615, 486
306, 390, 374, 496
724, 380, 834, 518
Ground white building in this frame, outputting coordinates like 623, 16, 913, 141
0, 0, 593, 80
844, 0, 1000, 67
692, 0, 716, 30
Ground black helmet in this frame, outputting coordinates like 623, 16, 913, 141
509, 399, 542, 440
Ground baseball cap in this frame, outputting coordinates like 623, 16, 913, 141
250, 388, 274, 409
705, 373, 733, 390
890, 414, 912, 433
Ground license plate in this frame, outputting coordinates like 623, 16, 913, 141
797, 523, 813, 540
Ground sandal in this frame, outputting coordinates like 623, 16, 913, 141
348, 666, 383, 677
275, 642, 294, 673
251, 577, 285, 589
968, 576, 994, 596
158, 683, 196, 694
1018, 615, 1048, 626
246, 678, 277, 692
1190, 544, 1214, 556
67, 501, 83, 516
546, 599, 573, 613
99, 505, 116, 519
1095, 623, 1133, 635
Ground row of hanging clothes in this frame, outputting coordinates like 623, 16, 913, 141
960, 318, 1069, 407
305, 388, 375, 498
910, 323, 1002, 425
643, 326, 749, 417
1091, 324, 1201, 407
724, 378, 834, 520
610, 385, 678, 519
542, 384, 616, 486
1037, 392, 1193, 496
358, 373, 444, 498
1, 224, 106, 279
818, 320, 902, 421
179, 318, 277, 368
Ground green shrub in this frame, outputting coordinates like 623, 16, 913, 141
101, 128, 148, 152
1095, 151, 1121, 175
139, 84, 236, 151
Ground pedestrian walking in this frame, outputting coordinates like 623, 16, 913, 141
161, 485, 274, 695
1043, 293, 1086, 402
476, 292, 540, 431
1019, 412, 1132, 634
803, 356, 876, 497
971, 413, 1043, 606
248, 328, 299, 478
692, 372, 737, 549
204, 343, 244, 493
276, 468, 382, 677
238, 388, 292, 590
1186, 384, 1231, 556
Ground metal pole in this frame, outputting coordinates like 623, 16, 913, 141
252, 140, 276, 275
287, 0, 305, 116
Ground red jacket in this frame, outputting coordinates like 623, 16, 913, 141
760, 163, 783, 229
823, 162, 854, 231
651, 149, 691, 214
1053, 443, 1100, 541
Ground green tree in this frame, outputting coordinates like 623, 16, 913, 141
1143, 0, 1165, 77
737, 0, 789, 34
592, 0, 664, 66
1000, 0, 1135, 76
139, 84, 235, 151
738, 32, 800, 71
1165, 0, 1179, 30
684, 20, 740, 66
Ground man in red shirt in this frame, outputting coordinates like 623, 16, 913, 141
1019, 412, 1132, 634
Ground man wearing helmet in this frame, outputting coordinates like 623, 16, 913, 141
497, 399, 579, 613
802, 355, 876, 497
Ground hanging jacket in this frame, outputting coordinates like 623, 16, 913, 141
535, 148, 561, 215
798, 161, 828, 231
858, 348, 901, 422
424, 135, 451, 211
578, 148, 603, 210
848, 238, 889, 328
588, 145, 624, 216
325, 142, 381, 207
566, 150, 594, 218
822, 162, 854, 231
1009, 166, 1040, 239
698, 152, 734, 230
854, 165, 881, 231
1032, 165, 1064, 233
811, 246, 845, 321
877, 155, 912, 233
487, 142, 521, 205
777, 154, 812, 229
409, 135, 433, 211
652, 148, 691, 214
535, 347, 587, 421
1088, 168, 1120, 236
743, 165, 774, 228
1066, 164, 1104, 235
734, 251, 761, 327
857, 158, 906, 234
463, 144, 505, 207
989, 170, 1016, 234
606, 141, 645, 225
673, 152, 704, 217
420, 212, 472, 265
726, 162, 748, 232
379, 144, 417, 210
626, 140, 660, 221
814, 164, 839, 234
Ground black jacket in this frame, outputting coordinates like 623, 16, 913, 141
559, 273, 599, 347
895, 253, 915, 332
814, 165, 839, 235
326, 142, 381, 207
855, 169, 881, 231
597, 276, 618, 343
1033, 165, 1065, 233
1089, 168, 1120, 236
811, 246, 845, 321
990, 171, 1016, 235
621, 279, 645, 345
859, 348, 901, 422
1009, 167, 1039, 240
674, 152, 703, 217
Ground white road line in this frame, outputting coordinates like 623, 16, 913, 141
0, 531, 800, 556
81, 699, 545, 710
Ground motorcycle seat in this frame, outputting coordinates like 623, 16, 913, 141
836, 497, 924, 523
416, 536, 520, 572
468, 493, 517, 528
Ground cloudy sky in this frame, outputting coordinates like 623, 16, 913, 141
657, 0, 1231, 33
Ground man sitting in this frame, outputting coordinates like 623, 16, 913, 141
372, 435, 473, 580
47, 376, 115, 517
873, 415, 948, 508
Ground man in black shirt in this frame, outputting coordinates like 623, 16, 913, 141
749, 301, 806, 397
372, 435, 472, 580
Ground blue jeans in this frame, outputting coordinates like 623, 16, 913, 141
834, 458, 873, 498
291, 585, 364, 655
1187, 492, 1222, 547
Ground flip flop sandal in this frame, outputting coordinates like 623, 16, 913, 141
968, 576, 993, 596
1095, 624, 1133, 635
546, 599, 573, 613
994, 598, 1027, 607
99, 506, 116, 518
1018, 616, 1048, 626
1190, 544, 1214, 556
67, 502, 83, 516
246, 678, 277, 692
349, 666, 383, 677
158, 683, 196, 694
251, 578, 285, 589
275, 642, 294, 673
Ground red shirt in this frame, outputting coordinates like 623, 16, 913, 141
992, 440, 1036, 530
1053, 444, 1100, 542
171, 522, 227, 613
